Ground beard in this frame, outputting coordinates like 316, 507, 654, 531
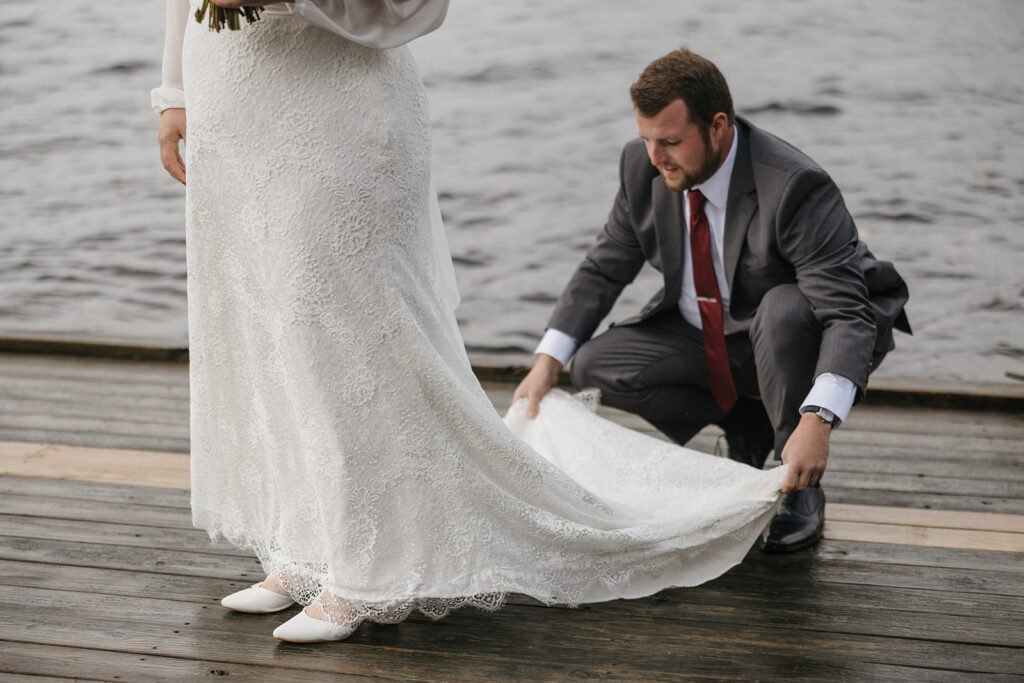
660, 131, 721, 192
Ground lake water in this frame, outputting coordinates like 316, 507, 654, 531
1, 0, 1022, 383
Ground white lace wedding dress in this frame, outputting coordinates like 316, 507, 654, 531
154, 0, 786, 636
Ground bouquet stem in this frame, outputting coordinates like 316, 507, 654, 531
194, 0, 265, 32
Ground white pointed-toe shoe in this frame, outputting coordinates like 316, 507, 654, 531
273, 608, 355, 643
220, 584, 296, 613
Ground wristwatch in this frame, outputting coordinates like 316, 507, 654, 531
806, 405, 835, 427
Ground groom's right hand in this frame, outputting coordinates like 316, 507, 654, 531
513, 354, 564, 419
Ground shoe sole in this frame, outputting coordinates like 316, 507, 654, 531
760, 531, 822, 554
220, 603, 295, 614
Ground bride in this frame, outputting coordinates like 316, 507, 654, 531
154, 0, 786, 643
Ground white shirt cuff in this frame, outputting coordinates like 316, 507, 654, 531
799, 372, 857, 428
535, 328, 578, 367
151, 87, 185, 114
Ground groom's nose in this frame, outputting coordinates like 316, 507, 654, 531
647, 141, 666, 166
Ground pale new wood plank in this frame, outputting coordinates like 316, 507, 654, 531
2, 440, 1021, 517
0, 428, 189, 454
824, 520, 1024, 552
0, 442, 188, 489
828, 503, 1024, 533
0, 441, 45, 458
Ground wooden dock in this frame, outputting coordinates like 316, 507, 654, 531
1, 349, 1023, 680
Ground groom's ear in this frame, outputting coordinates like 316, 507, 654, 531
709, 112, 730, 140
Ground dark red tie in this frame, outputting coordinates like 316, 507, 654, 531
687, 189, 738, 414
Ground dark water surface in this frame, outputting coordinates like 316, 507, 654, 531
1, 0, 1022, 382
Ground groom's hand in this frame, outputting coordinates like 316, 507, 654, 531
513, 354, 563, 419
779, 412, 831, 492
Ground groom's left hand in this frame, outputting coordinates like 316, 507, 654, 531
779, 412, 831, 492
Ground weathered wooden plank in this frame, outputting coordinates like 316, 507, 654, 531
0, 495, 195, 530
825, 456, 1024, 482
4, 554, 1022, 646
0, 370, 181, 390
0, 589, 1005, 678
0, 559, 251, 605
0, 641, 362, 683
827, 442, 1024, 466
1, 533, 1022, 673
0, 672, 95, 683
826, 428, 1023, 456
2, 528, 1024, 651
821, 471, 1024, 498
0, 515, 249, 558
814, 539, 1024, 573
840, 407, 1024, 440
5, 530, 1024, 607
730, 554, 1024, 597
0, 611, 719, 681
0, 397, 188, 426
2, 587, 1021, 676
589, 587, 1024, 649
825, 487, 1024, 515
0, 357, 186, 385
684, 435, 1024, 471
0, 555, 1016, 628
0, 628, 981, 683
0, 536, 261, 579
0, 391, 188, 419
0, 414, 187, 441
0, 475, 189, 509
0, 373, 189, 400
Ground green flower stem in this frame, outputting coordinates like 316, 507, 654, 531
194, 0, 265, 32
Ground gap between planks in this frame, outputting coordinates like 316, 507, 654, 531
2, 440, 1023, 552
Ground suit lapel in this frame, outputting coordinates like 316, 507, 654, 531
724, 123, 757, 292
652, 176, 684, 304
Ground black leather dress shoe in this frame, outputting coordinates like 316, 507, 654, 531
761, 483, 825, 553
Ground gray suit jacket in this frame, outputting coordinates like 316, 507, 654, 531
547, 116, 910, 399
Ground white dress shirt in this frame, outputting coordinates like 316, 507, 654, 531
536, 126, 856, 427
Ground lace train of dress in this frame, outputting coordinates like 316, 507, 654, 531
179, 8, 785, 636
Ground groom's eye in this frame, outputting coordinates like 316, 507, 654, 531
664, 140, 680, 146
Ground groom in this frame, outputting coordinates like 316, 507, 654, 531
515, 48, 910, 553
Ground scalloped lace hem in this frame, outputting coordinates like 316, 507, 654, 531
198, 502, 776, 634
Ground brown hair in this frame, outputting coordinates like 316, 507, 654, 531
630, 48, 735, 130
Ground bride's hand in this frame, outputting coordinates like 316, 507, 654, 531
158, 108, 187, 186
513, 354, 563, 420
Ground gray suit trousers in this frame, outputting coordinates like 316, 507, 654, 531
570, 284, 878, 460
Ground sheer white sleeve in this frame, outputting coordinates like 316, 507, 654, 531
290, 0, 449, 48
151, 0, 190, 113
